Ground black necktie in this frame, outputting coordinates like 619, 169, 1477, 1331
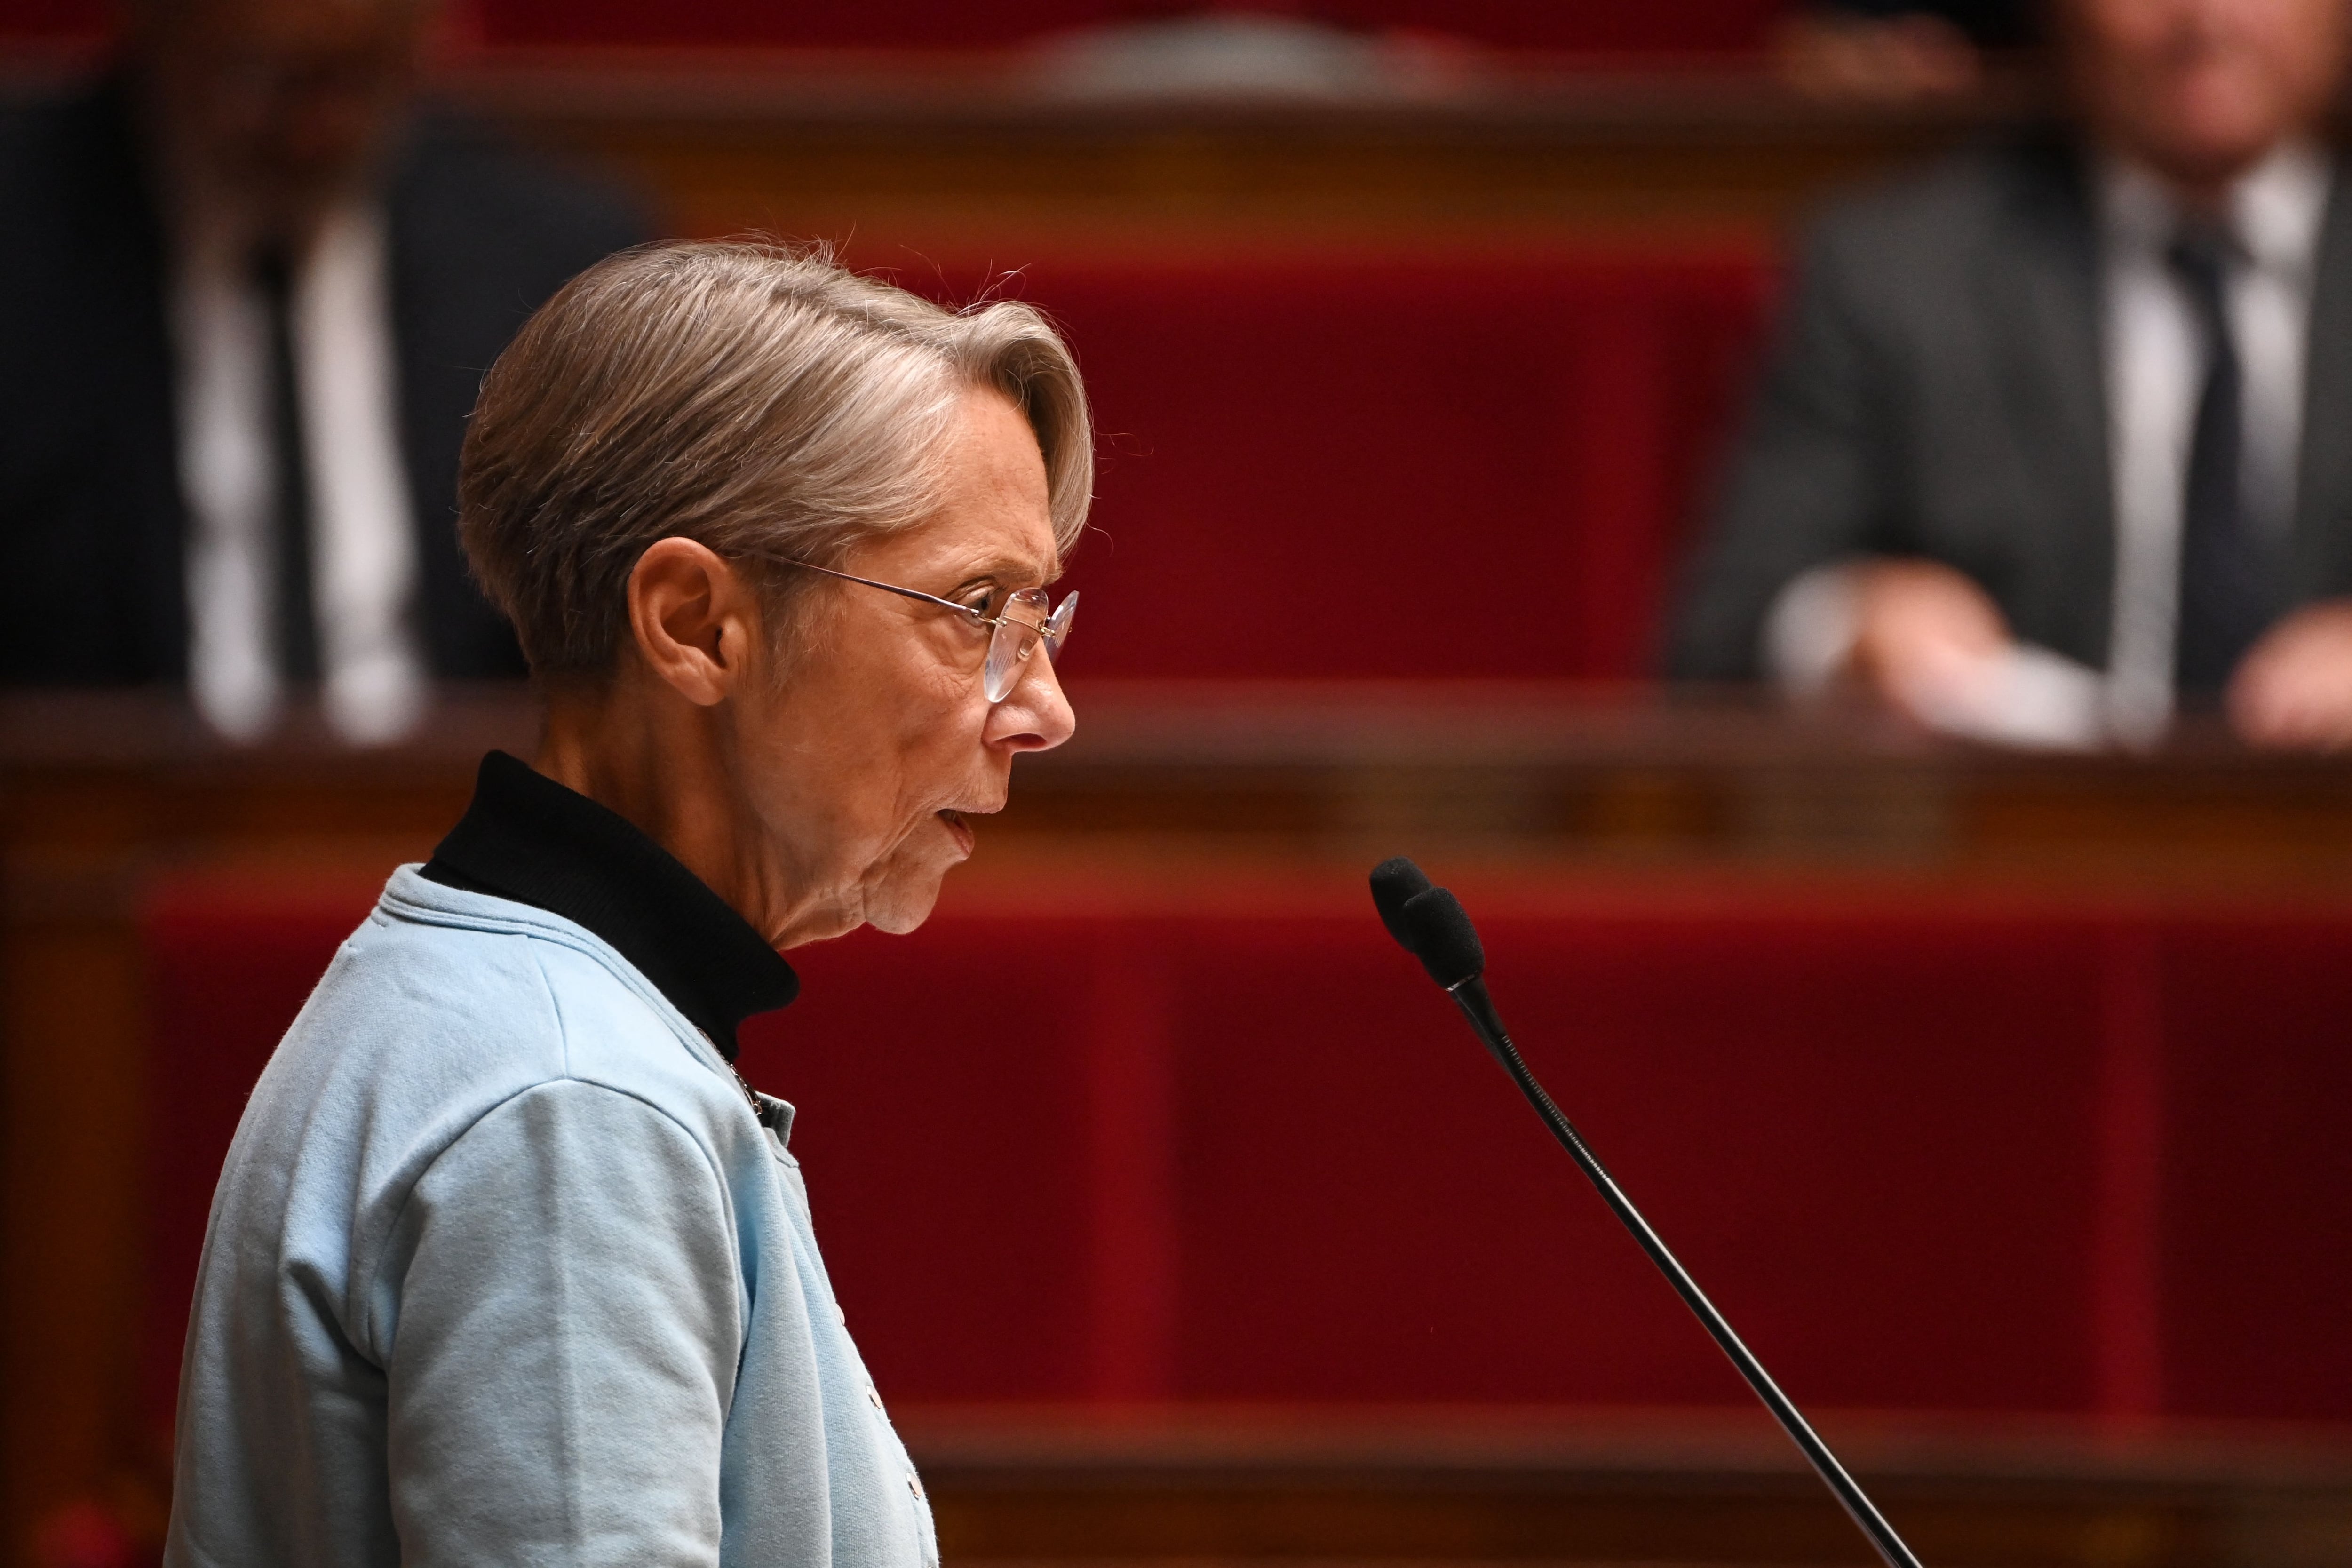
254, 245, 319, 685
2166, 223, 2280, 695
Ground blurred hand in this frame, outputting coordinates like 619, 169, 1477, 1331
2227, 599, 2352, 750
1847, 558, 2015, 721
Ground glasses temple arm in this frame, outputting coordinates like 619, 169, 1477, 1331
769, 557, 986, 621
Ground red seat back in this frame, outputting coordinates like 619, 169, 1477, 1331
142, 873, 2352, 1429
950, 253, 1772, 681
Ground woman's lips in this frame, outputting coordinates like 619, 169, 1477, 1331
936, 808, 976, 855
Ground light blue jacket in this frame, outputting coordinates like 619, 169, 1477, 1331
165, 866, 938, 1568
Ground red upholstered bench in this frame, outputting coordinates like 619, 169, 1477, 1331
141, 870, 2352, 1437
911, 251, 1773, 681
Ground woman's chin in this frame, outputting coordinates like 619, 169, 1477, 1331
858, 850, 960, 935
861, 881, 946, 936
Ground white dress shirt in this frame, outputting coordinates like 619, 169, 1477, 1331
172, 199, 426, 745
1764, 142, 2333, 748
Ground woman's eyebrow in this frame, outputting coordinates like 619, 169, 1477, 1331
958, 552, 1060, 586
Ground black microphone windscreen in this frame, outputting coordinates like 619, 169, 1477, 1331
1400, 886, 1485, 989
1369, 857, 1433, 951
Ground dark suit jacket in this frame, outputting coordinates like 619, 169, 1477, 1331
0, 81, 647, 685
1667, 132, 2352, 680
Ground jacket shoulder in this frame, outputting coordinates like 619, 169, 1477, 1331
1774, 133, 2088, 355
1800, 134, 2082, 279
389, 109, 651, 289
291, 899, 575, 1075
0, 82, 155, 277
0, 86, 106, 203
352, 880, 748, 1131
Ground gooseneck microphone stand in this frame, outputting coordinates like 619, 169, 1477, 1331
1370, 858, 1925, 1568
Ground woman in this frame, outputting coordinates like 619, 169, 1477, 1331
164, 242, 1088, 1567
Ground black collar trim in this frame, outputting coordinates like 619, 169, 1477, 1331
420, 751, 797, 1059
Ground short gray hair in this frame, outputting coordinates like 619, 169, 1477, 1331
458, 241, 1093, 679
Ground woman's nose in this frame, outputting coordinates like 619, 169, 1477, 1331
989, 647, 1076, 753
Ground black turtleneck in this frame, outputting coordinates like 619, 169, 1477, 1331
420, 751, 798, 1060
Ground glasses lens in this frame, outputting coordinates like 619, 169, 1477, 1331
984, 589, 1053, 703
1042, 591, 1077, 661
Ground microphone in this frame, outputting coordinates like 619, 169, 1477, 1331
1371, 858, 1925, 1568
1368, 856, 1431, 951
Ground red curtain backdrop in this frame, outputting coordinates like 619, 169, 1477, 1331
140, 874, 2352, 1436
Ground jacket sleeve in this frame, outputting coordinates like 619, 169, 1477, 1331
382, 1079, 743, 1568
1666, 210, 1900, 680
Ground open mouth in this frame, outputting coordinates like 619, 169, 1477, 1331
936, 808, 976, 853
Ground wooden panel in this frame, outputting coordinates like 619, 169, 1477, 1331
0, 918, 147, 1556
433, 64, 2025, 255
905, 1411, 2352, 1568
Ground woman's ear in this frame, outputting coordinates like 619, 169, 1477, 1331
626, 538, 763, 707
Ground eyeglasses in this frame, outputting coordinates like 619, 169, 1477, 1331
768, 557, 1077, 703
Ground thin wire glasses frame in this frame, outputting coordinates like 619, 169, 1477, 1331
763, 556, 1077, 703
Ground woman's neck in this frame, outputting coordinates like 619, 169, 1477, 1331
537, 675, 766, 929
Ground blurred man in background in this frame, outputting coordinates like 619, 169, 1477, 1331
1674, 0, 2352, 750
0, 0, 644, 742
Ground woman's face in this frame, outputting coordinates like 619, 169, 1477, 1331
740, 389, 1075, 946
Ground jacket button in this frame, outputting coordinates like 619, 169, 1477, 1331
866, 1385, 886, 1413
907, 1473, 926, 1503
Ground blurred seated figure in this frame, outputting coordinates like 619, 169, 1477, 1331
0, 0, 645, 741
1676, 0, 2352, 750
